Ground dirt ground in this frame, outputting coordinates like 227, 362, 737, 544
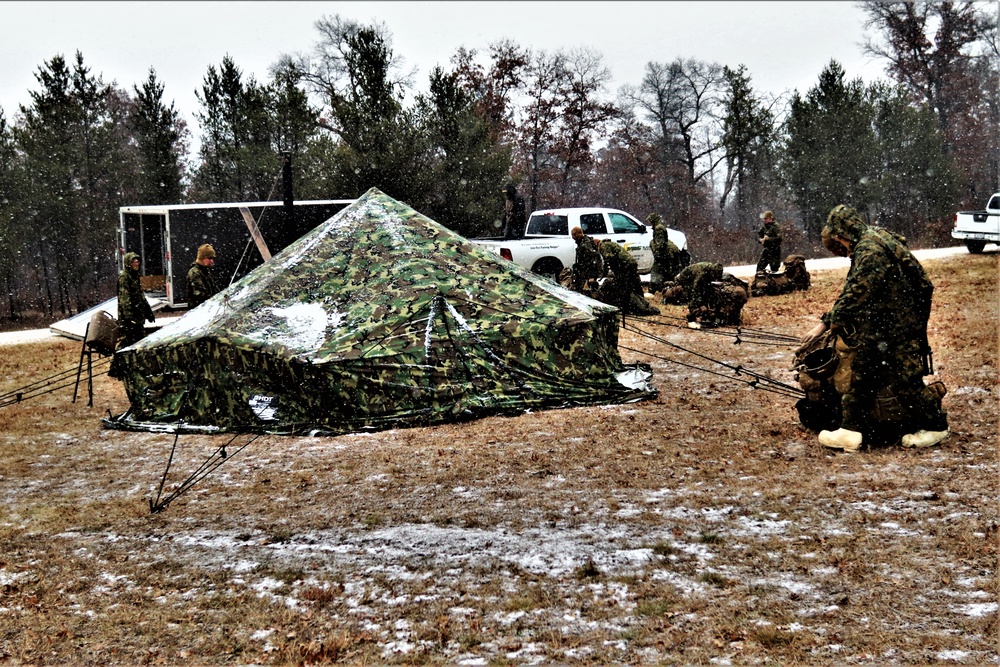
0, 253, 996, 665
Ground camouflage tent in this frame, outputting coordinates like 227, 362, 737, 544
105, 188, 654, 436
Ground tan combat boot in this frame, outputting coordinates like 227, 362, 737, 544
818, 428, 863, 452
901, 429, 949, 448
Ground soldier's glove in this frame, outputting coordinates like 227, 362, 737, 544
147, 314, 156, 323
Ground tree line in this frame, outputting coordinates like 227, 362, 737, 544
0, 1, 996, 322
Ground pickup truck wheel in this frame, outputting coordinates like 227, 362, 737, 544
531, 258, 564, 283
965, 240, 986, 254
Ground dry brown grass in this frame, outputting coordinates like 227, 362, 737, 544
0, 253, 996, 665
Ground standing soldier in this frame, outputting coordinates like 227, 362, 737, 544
647, 212, 683, 293
187, 244, 220, 309
756, 210, 783, 273
502, 183, 526, 241
116, 252, 155, 349
109, 252, 155, 378
569, 226, 604, 296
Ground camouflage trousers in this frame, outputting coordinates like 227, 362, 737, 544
117, 322, 146, 350
841, 339, 948, 433
756, 244, 782, 272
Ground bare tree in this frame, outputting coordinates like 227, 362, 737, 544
516, 49, 571, 210
288, 14, 415, 136
860, 0, 999, 203
549, 48, 621, 205
627, 58, 727, 220
860, 1, 990, 143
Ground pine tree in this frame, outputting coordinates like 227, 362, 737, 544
718, 65, 779, 229
781, 61, 880, 239
130, 68, 184, 205
416, 66, 512, 238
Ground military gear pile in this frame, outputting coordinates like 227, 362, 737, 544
105, 188, 656, 436
750, 254, 810, 296
664, 262, 748, 327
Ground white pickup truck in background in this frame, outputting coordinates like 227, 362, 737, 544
470, 207, 689, 281
952, 191, 1000, 253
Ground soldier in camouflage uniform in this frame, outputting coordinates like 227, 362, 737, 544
647, 213, 684, 294
116, 252, 155, 349
109, 252, 155, 379
756, 210, 783, 272
666, 261, 748, 328
186, 244, 219, 309
569, 226, 604, 296
800, 204, 949, 451
596, 239, 660, 316
669, 260, 722, 316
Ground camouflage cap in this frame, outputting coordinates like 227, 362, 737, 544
124, 252, 140, 265
825, 204, 867, 244
645, 212, 663, 226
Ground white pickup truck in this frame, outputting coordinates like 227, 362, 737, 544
952, 191, 1000, 253
470, 207, 688, 280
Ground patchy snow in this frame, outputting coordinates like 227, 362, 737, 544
951, 602, 999, 617
242, 302, 346, 355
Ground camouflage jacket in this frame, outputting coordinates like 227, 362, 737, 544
118, 255, 154, 327
187, 262, 219, 309
675, 262, 723, 303
573, 234, 604, 286
822, 226, 933, 348
757, 220, 782, 248
650, 224, 682, 279
598, 239, 637, 276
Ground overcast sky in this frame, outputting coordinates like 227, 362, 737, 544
2, 1, 887, 131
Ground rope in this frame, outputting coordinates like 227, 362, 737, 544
620, 320, 805, 399
624, 313, 800, 345
149, 432, 261, 513
230, 170, 284, 286
0, 356, 112, 408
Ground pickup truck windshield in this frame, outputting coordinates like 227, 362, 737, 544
526, 214, 568, 235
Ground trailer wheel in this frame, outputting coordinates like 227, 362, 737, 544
531, 258, 564, 282
965, 240, 986, 254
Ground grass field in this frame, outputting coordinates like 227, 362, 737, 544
0, 253, 996, 665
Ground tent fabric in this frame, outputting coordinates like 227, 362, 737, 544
104, 188, 655, 436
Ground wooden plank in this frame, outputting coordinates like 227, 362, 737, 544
239, 207, 272, 261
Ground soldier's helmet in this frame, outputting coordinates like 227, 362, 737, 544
826, 204, 867, 244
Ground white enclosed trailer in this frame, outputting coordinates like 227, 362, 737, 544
117, 199, 353, 307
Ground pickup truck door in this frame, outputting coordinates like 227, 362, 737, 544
605, 212, 653, 272
579, 213, 608, 235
